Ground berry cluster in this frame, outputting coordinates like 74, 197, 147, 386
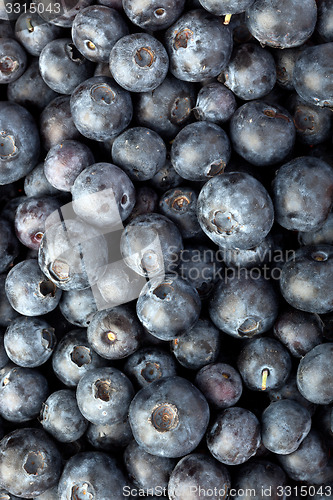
1, 0, 333, 498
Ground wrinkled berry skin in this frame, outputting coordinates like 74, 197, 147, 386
0, 364, 49, 422
297, 343, 333, 405
207, 407, 261, 465
52, 329, 106, 387
40, 389, 88, 443
70, 76, 133, 142
171, 121, 231, 182
246, 0, 317, 49
128, 376, 210, 458
280, 245, 333, 314
194, 82, 237, 124
120, 213, 183, 278
197, 172, 274, 250
124, 347, 177, 388
0, 38, 27, 84
293, 43, 333, 108
136, 275, 201, 340
222, 43, 276, 100
209, 271, 279, 339
5, 259, 62, 316
123, 0, 185, 30
76, 366, 134, 425
230, 101, 295, 167
0, 428, 62, 498
57, 452, 128, 500
0, 101, 40, 185
168, 453, 231, 500
261, 400, 312, 455
237, 337, 292, 392
72, 5, 129, 63
110, 33, 169, 93
4, 316, 56, 368
39, 38, 94, 95
165, 9, 233, 82
273, 157, 333, 232
273, 307, 324, 358
134, 76, 195, 140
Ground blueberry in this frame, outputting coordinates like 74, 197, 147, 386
111, 127, 167, 182
0, 364, 49, 422
195, 362, 243, 409
40, 95, 81, 152
261, 399, 312, 455
273, 46, 304, 91
246, 0, 317, 48
278, 430, 329, 482
40, 389, 88, 443
7, 58, 58, 112
128, 376, 210, 458
120, 213, 183, 278
297, 343, 333, 405
59, 287, 98, 327
237, 337, 292, 392
159, 187, 203, 239
273, 157, 333, 232
70, 76, 133, 142
0, 38, 27, 84
0, 331, 9, 370
38, 218, 108, 291
5, 259, 62, 316
222, 42, 276, 100
171, 121, 231, 181
123, 346, 177, 388
279, 245, 333, 314
76, 366, 134, 425
199, 0, 254, 15
4, 316, 56, 367
0, 101, 40, 185
197, 172, 274, 249
0, 219, 20, 274
136, 275, 201, 340
39, 38, 94, 95
0, 428, 61, 498
127, 186, 159, 222
87, 305, 143, 360
123, 0, 185, 30
316, 0, 333, 41
220, 234, 274, 270
44, 140, 95, 192
273, 307, 324, 358
52, 329, 106, 387
171, 318, 220, 370
110, 33, 169, 93
134, 75, 195, 140
14, 196, 61, 250
86, 417, 133, 451
232, 460, 287, 500
0, 275, 20, 328
299, 213, 333, 246
71, 162, 136, 227
268, 372, 316, 415
124, 440, 176, 494
230, 100, 295, 167
14, 10, 61, 56
24, 163, 61, 198
206, 407, 261, 465
57, 451, 128, 500
293, 43, 333, 107
194, 82, 237, 124
168, 453, 231, 500
290, 95, 332, 146
72, 5, 129, 62
37, 0, 94, 27
165, 9, 233, 82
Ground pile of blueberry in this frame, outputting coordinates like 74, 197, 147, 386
1, 0, 333, 498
